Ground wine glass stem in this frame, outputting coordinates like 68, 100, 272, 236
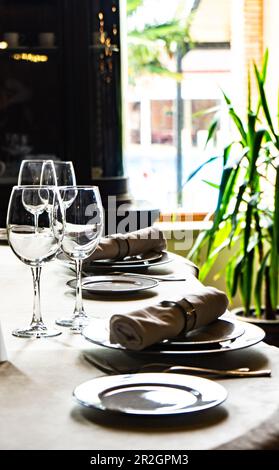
34, 213, 39, 234
74, 259, 85, 317
30, 266, 43, 326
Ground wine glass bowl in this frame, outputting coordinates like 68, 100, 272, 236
53, 161, 76, 187
18, 159, 57, 186
18, 159, 77, 188
7, 186, 64, 337
22, 187, 49, 213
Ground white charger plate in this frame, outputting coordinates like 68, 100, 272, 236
57, 250, 173, 270
92, 251, 163, 265
73, 372, 228, 416
82, 319, 265, 355
67, 274, 159, 294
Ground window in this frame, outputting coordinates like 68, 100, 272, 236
151, 100, 174, 145
127, 102, 141, 144
124, 0, 231, 214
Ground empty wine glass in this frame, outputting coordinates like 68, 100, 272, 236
22, 187, 49, 234
7, 186, 64, 338
18, 159, 57, 185
18, 159, 76, 231
54, 161, 77, 210
53, 161, 76, 187
55, 186, 103, 332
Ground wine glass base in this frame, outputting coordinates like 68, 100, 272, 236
12, 327, 62, 338
55, 316, 89, 332
55, 318, 74, 327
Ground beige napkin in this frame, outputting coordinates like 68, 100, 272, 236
0, 321, 7, 362
88, 226, 167, 262
110, 281, 229, 350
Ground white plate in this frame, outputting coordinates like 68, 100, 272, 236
82, 319, 265, 355
73, 372, 228, 415
67, 274, 159, 294
92, 251, 163, 265
89, 251, 173, 271
57, 250, 173, 270
165, 319, 245, 346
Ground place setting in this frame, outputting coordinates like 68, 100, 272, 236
74, 275, 270, 418
33, 180, 268, 419
59, 223, 185, 299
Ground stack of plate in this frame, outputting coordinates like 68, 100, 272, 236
82, 317, 264, 356
70, 250, 266, 417
58, 250, 172, 269
73, 318, 265, 416
90, 250, 171, 269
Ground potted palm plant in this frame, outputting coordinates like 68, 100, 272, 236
187, 51, 279, 346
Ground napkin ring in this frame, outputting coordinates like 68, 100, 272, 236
110, 236, 130, 260
160, 300, 197, 334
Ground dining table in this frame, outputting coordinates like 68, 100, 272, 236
0, 242, 279, 451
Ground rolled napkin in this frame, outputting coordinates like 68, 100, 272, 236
0, 321, 7, 362
88, 226, 167, 262
110, 282, 229, 350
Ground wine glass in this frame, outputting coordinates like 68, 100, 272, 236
53, 161, 76, 187
18, 159, 76, 231
18, 159, 57, 185
7, 186, 64, 338
55, 186, 103, 332
18, 160, 57, 232
53, 161, 77, 210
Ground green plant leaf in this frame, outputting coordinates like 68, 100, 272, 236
230, 181, 248, 241
254, 210, 264, 261
187, 230, 209, 262
205, 116, 219, 147
223, 143, 233, 166
244, 202, 253, 254
247, 112, 257, 151
247, 231, 260, 253
183, 156, 220, 184
208, 160, 241, 252
230, 254, 244, 298
248, 129, 266, 183
270, 165, 279, 309
199, 221, 232, 280
254, 63, 278, 144
201, 179, 220, 189
226, 257, 235, 301
261, 49, 269, 82
242, 250, 255, 315
222, 90, 247, 144
254, 251, 270, 317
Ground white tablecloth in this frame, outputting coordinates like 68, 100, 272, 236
0, 244, 279, 450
